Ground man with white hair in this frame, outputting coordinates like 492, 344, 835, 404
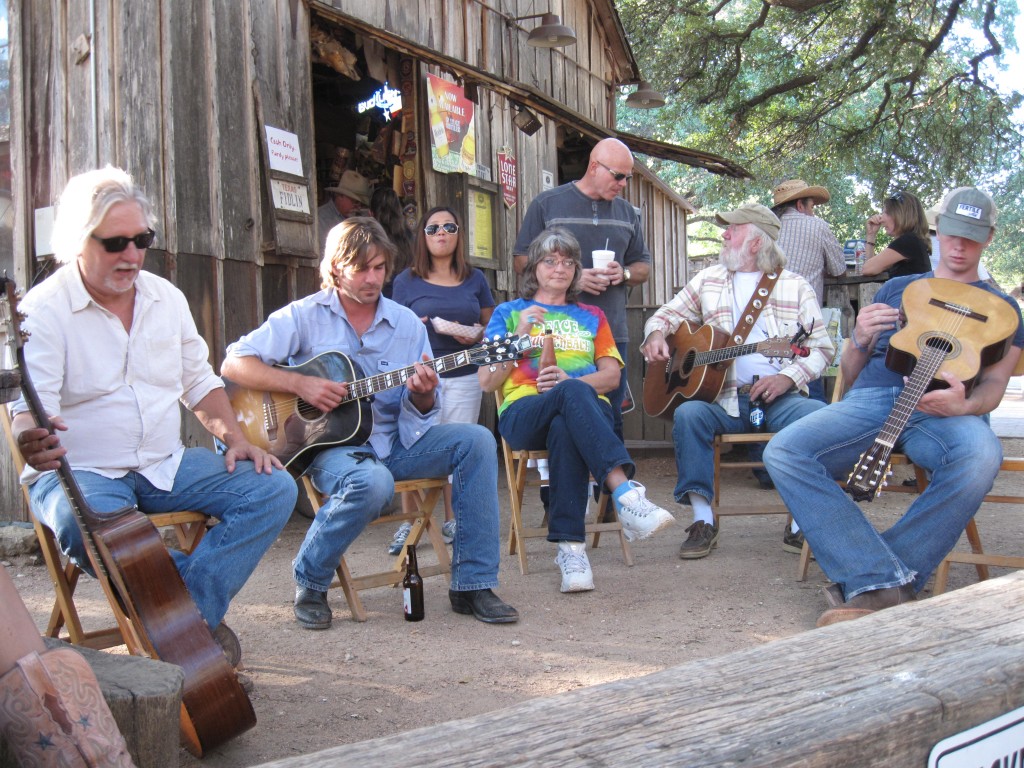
10, 166, 296, 668
641, 203, 834, 559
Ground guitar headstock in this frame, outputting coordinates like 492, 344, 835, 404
470, 334, 532, 366
0, 277, 26, 403
756, 337, 799, 360
844, 447, 891, 502
1, 276, 28, 354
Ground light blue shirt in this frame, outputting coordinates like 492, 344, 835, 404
226, 288, 440, 459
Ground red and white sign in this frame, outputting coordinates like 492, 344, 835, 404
497, 149, 518, 209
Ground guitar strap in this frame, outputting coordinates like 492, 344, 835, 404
730, 271, 780, 346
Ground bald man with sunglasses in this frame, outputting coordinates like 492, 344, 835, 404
513, 138, 651, 441
10, 166, 296, 671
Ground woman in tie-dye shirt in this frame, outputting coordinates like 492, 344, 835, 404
480, 228, 674, 594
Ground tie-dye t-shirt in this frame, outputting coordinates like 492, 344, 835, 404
485, 299, 623, 416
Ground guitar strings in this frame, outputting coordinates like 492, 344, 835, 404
881, 288, 969, 446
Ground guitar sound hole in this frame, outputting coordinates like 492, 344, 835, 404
923, 335, 956, 357
295, 400, 323, 421
680, 350, 696, 376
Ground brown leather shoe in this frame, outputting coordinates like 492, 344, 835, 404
816, 584, 916, 627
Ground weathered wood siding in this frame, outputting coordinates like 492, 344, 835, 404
3, 0, 688, 518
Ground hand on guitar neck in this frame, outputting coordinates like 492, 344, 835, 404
11, 413, 68, 473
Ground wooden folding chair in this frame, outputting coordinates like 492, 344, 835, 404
2, 408, 210, 649
797, 347, 1023, 589
495, 393, 633, 575
298, 474, 451, 621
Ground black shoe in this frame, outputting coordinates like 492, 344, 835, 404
782, 527, 805, 554
754, 470, 775, 490
294, 587, 332, 630
212, 622, 242, 667
449, 589, 519, 624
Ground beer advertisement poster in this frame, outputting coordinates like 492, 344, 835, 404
497, 149, 518, 209
425, 74, 477, 176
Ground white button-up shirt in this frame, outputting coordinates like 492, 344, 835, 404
10, 265, 223, 489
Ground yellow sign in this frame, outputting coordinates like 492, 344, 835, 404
468, 190, 494, 261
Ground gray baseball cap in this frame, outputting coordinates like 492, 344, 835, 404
715, 203, 781, 242
935, 187, 996, 243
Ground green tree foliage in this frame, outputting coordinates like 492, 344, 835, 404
616, 0, 1023, 285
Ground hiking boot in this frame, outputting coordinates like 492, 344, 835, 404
816, 584, 917, 627
782, 527, 805, 555
388, 522, 411, 555
554, 542, 594, 593
678, 520, 720, 559
613, 481, 675, 541
441, 519, 457, 545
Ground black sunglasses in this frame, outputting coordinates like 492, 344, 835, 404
424, 222, 459, 236
90, 229, 156, 253
596, 160, 632, 182
888, 191, 905, 203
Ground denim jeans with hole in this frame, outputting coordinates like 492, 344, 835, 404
29, 447, 297, 627
300, 423, 502, 593
763, 386, 1002, 598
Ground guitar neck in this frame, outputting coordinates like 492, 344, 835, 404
344, 349, 474, 401
693, 340, 763, 368
15, 347, 113, 575
874, 344, 948, 451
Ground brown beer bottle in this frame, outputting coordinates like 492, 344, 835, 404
539, 328, 556, 371
403, 545, 424, 622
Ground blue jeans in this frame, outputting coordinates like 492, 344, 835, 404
672, 392, 825, 505
607, 340, 630, 441
300, 424, 501, 593
763, 386, 1003, 599
29, 448, 297, 627
498, 379, 633, 542
749, 380, 826, 482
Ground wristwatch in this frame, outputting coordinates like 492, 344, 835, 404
622, 267, 632, 284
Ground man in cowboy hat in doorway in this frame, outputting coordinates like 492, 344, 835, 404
318, 169, 371, 254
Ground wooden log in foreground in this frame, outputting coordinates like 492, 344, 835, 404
257, 571, 1024, 767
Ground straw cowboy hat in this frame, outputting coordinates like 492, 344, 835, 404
325, 170, 371, 206
772, 179, 831, 207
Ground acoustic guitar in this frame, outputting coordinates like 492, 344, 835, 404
1, 277, 255, 757
226, 334, 531, 472
643, 320, 810, 420
845, 278, 1019, 501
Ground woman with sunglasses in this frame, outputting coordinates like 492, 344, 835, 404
388, 206, 495, 553
479, 227, 674, 594
860, 191, 932, 279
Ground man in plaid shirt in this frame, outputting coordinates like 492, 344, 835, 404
641, 203, 834, 560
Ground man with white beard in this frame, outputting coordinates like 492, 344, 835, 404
641, 203, 834, 559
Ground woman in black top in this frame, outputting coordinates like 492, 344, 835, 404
861, 190, 932, 279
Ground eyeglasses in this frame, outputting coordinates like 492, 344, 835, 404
888, 191, 905, 203
596, 160, 632, 182
540, 257, 576, 269
90, 229, 156, 253
424, 222, 459, 236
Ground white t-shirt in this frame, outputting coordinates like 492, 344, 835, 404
731, 271, 784, 385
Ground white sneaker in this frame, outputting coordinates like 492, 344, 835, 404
614, 481, 675, 541
554, 542, 595, 593
387, 522, 411, 555
441, 519, 456, 545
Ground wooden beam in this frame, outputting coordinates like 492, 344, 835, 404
257, 571, 1024, 767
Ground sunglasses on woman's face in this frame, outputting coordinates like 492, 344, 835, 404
424, 222, 459, 236
90, 229, 156, 253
